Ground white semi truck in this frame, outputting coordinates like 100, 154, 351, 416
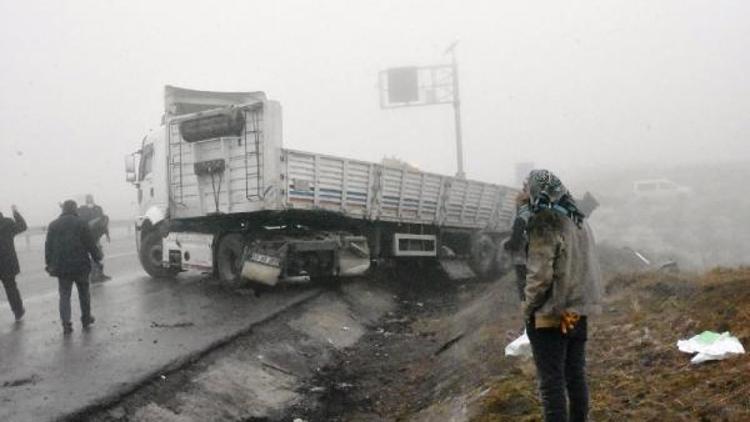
125, 86, 517, 285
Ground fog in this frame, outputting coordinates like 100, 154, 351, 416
2, 0, 749, 250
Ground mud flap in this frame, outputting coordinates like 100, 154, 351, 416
439, 259, 476, 280
339, 237, 371, 277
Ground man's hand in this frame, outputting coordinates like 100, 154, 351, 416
560, 311, 580, 334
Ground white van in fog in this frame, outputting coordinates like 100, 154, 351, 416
632, 179, 692, 199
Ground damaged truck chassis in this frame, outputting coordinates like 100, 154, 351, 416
127, 86, 517, 286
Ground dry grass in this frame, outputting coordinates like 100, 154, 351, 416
474, 267, 750, 422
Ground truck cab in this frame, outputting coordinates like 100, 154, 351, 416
125, 86, 278, 279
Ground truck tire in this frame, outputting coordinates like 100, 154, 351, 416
470, 233, 497, 278
494, 236, 513, 277
217, 233, 244, 283
139, 231, 179, 279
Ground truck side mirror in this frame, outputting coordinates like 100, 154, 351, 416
125, 154, 137, 183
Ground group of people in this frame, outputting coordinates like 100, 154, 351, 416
505, 169, 602, 422
0, 195, 111, 335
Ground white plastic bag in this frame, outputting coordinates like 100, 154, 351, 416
505, 330, 532, 357
677, 331, 746, 364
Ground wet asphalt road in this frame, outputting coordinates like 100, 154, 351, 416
0, 233, 320, 422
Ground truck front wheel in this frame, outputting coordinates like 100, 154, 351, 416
139, 231, 179, 279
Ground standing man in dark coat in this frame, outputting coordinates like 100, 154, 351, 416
504, 184, 532, 301
77, 194, 111, 282
0, 205, 27, 321
45, 200, 101, 334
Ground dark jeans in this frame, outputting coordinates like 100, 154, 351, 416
527, 317, 589, 422
58, 273, 91, 324
514, 265, 527, 301
1, 275, 24, 317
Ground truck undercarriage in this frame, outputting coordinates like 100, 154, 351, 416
137, 209, 509, 286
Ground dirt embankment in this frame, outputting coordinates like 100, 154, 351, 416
292, 266, 526, 421
300, 267, 750, 421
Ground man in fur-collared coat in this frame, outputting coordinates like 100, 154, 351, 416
521, 169, 602, 422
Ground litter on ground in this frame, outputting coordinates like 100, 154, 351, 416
677, 330, 746, 364
505, 330, 532, 357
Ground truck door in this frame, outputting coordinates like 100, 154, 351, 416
138, 143, 156, 207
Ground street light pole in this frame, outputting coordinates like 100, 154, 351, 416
446, 41, 465, 179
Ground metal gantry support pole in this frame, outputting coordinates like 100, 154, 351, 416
379, 42, 467, 179
447, 42, 465, 179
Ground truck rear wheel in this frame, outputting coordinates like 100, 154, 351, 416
217, 233, 244, 283
470, 233, 497, 278
139, 231, 179, 279
494, 236, 513, 277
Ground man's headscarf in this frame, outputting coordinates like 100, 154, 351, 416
527, 169, 585, 227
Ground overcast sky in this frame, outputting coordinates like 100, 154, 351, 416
1, 0, 749, 225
